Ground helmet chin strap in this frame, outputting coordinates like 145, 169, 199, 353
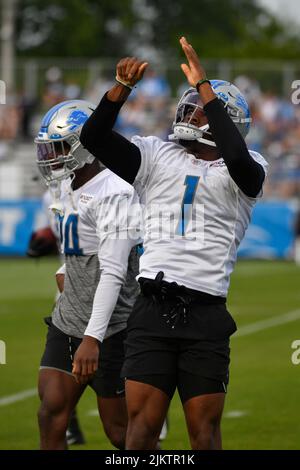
72, 141, 95, 167
196, 136, 216, 147
75, 153, 95, 168
195, 124, 216, 147
67, 173, 78, 212
86, 154, 95, 165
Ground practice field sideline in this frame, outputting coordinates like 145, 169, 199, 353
0, 258, 299, 450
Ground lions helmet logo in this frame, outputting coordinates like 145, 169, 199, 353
67, 110, 89, 131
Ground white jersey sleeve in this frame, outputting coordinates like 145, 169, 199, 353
250, 150, 268, 198
84, 190, 142, 342
249, 150, 268, 175
131, 135, 162, 196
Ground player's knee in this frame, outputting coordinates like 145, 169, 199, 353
190, 417, 219, 450
129, 413, 161, 442
190, 426, 214, 449
38, 398, 69, 431
126, 419, 160, 450
104, 424, 126, 450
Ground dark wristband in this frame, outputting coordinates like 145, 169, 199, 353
195, 79, 211, 93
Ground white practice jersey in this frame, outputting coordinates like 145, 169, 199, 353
50, 169, 142, 341
55, 169, 141, 256
132, 135, 268, 297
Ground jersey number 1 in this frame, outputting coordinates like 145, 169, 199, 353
176, 175, 200, 236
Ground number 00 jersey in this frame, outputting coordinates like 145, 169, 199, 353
132, 135, 268, 297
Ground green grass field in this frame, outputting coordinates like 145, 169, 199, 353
0, 258, 300, 450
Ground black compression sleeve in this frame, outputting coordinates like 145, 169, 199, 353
80, 93, 141, 184
203, 98, 265, 198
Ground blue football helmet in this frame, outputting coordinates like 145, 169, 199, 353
35, 100, 95, 183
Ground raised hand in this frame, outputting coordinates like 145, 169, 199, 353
116, 57, 148, 88
180, 37, 207, 87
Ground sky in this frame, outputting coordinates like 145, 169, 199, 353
258, 0, 300, 24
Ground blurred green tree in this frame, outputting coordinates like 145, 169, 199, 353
15, 0, 300, 59
16, 0, 137, 57
147, 0, 300, 60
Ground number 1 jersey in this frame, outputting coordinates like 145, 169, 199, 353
132, 135, 268, 297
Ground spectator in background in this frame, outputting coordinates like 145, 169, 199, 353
19, 90, 37, 141
64, 81, 82, 101
234, 75, 262, 107
0, 92, 20, 159
43, 67, 66, 108
115, 69, 171, 140
115, 91, 148, 140
138, 68, 170, 107
84, 74, 115, 105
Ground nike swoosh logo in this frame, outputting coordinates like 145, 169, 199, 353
116, 389, 125, 395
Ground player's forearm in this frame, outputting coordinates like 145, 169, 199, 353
80, 92, 141, 184
84, 270, 126, 342
84, 232, 135, 342
107, 83, 132, 102
204, 98, 265, 197
197, 82, 216, 106
55, 263, 66, 293
80, 91, 124, 149
55, 274, 64, 293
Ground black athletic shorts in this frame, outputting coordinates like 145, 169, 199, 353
122, 291, 237, 403
40, 318, 126, 398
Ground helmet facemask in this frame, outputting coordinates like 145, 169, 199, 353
169, 89, 216, 147
35, 135, 94, 184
